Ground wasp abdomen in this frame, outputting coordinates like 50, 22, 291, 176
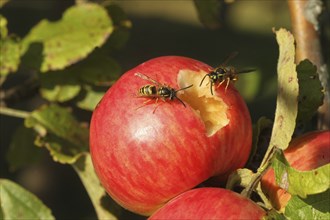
139, 85, 157, 96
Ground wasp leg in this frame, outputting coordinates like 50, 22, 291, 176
217, 79, 225, 88
135, 98, 154, 111
152, 98, 165, 113
224, 78, 230, 92
210, 82, 214, 95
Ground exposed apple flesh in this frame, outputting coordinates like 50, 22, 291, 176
261, 130, 330, 211
149, 187, 266, 220
90, 56, 252, 215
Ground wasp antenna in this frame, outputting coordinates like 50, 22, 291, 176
199, 74, 209, 87
177, 84, 193, 92
237, 69, 256, 74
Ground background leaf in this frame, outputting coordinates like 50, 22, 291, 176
296, 59, 324, 124
24, 104, 88, 164
193, 0, 222, 29
284, 189, 330, 220
236, 70, 261, 102
268, 28, 298, 150
0, 179, 55, 220
75, 85, 105, 111
39, 70, 81, 102
22, 3, 113, 72
39, 49, 120, 103
5, 125, 42, 171
272, 149, 330, 198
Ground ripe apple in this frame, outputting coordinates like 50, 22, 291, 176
261, 130, 330, 211
149, 187, 266, 219
89, 56, 252, 215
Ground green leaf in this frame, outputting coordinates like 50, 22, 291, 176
285, 189, 330, 220
76, 86, 105, 111
296, 59, 324, 124
0, 16, 20, 76
39, 70, 81, 102
22, 3, 113, 72
39, 49, 119, 102
6, 125, 42, 171
272, 149, 330, 198
73, 153, 121, 220
265, 209, 287, 220
193, 0, 222, 29
25, 104, 88, 164
0, 179, 55, 220
269, 28, 298, 150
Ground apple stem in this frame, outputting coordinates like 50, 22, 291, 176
241, 147, 276, 198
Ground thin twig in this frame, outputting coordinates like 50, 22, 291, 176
0, 75, 40, 106
287, 0, 329, 130
0, 106, 30, 118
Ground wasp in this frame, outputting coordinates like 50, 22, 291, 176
135, 72, 193, 112
200, 52, 255, 95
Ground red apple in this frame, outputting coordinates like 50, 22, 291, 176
149, 187, 266, 219
89, 56, 252, 215
261, 130, 330, 211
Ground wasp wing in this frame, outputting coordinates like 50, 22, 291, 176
134, 72, 162, 86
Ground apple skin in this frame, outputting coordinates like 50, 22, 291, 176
89, 56, 252, 215
261, 130, 330, 211
149, 187, 266, 220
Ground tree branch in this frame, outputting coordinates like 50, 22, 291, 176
0, 106, 30, 119
287, 0, 329, 130
0, 75, 40, 106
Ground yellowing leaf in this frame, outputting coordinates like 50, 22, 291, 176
22, 3, 113, 72
269, 28, 298, 150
